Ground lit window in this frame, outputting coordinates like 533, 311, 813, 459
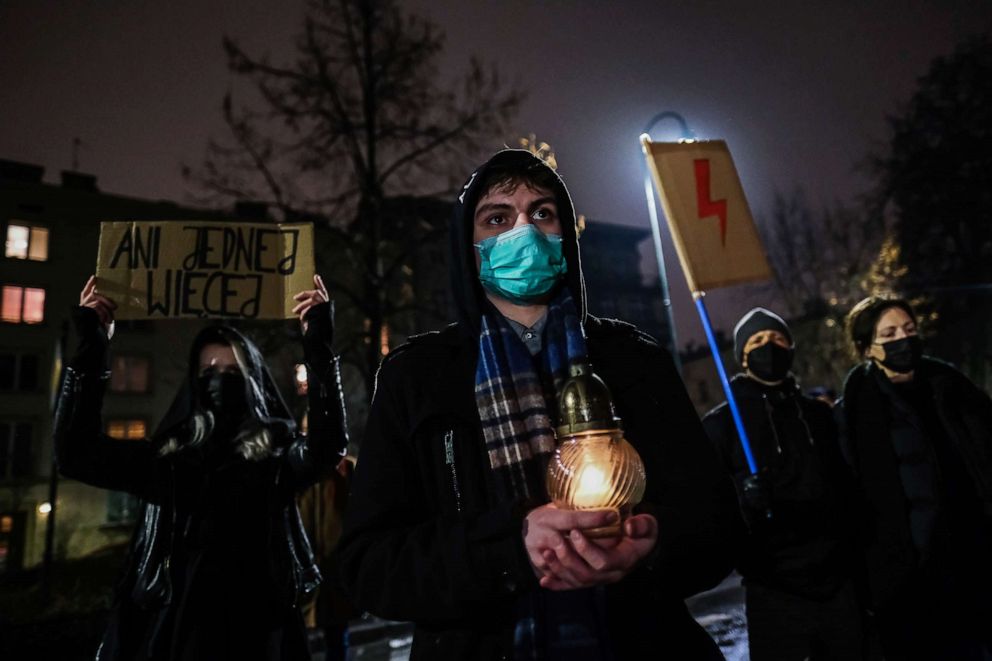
4, 224, 48, 261
1, 287, 20, 323
1, 286, 45, 324
106, 419, 147, 440
28, 228, 48, 260
106, 420, 146, 440
110, 355, 150, 393
23, 288, 44, 323
5, 226, 28, 259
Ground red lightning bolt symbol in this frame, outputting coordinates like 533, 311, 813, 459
694, 159, 728, 246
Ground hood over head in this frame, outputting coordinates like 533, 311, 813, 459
152, 325, 296, 448
449, 149, 586, 337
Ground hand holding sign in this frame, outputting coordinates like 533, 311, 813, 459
292, 275, 330, 333
80, 275, 117, 334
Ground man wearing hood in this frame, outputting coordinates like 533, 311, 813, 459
701, 308, 865, 660
336, 150, 741, 660
54, 275, 348, 660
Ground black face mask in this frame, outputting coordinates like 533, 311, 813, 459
197, 371, 249, 434
746, 343, 794, 382
876, 335, 923, 374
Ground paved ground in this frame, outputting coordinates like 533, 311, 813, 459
338, 573, 749, 661
687, 573, 748, 661
1, 573, 748, 660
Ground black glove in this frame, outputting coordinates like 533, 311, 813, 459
302, 301, 336, 385
69, 306, 110, 375
741, 471, 773, 524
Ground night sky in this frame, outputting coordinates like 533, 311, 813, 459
2, 0, 989, 344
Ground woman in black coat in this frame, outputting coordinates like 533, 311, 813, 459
838, 295, 992, 660
53, 276, 348, 661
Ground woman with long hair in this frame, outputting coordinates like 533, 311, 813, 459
54, 275, 348, 661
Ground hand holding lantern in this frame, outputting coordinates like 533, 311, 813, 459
546, 361, 647, 537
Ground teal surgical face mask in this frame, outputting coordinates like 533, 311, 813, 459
475, 224, 567, 304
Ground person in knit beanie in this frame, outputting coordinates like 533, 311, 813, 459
733, 307, 794, 382
703, 307, 866, 660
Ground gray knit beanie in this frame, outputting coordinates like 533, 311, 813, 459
733, 307, 793, 367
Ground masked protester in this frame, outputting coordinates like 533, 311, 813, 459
54, 275, 348, 661
701, 307, 866, 661
335, 150, 741, 660
838, 296, 992, 660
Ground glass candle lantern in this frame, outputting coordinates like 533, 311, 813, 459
546, 361, 646, 537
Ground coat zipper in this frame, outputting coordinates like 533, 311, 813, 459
762, 394, 783, 455
443, 430, 463, 513
762, 394, 816, 457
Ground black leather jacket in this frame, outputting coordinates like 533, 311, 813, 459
53, 305, 348, 660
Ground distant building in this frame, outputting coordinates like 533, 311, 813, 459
579, 220, 672, 350
0, 159, 305, 574
678, 332, 735, 416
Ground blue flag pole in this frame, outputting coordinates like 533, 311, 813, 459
693, 291, 758, 475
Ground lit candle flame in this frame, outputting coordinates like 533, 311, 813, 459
574, 463, 611, 508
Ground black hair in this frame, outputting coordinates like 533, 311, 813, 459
475, 157, 562, 202
846, 295, 917, 357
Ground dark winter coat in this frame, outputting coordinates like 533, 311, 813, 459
53, 306, 348, 661
336, 150, 741, 660
838, 358, 992, 610
702, 376, 858, 600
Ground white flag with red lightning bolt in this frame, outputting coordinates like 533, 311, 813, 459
641, 138, 771, 293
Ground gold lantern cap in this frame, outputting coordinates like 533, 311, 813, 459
556, 360, 622, 437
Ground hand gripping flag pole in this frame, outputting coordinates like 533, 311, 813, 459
641, 135, 774, 475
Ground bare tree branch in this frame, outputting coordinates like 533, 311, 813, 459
187, 0, 523, 409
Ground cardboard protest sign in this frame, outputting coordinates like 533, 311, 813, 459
96, 220, 314, 320
641, 138, 772, 293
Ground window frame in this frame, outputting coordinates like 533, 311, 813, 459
108, 353, 152, 395
0, 350, 41, 392
1, 284, 47, 325
4, 222, 50, 262
104, 418, 149, 442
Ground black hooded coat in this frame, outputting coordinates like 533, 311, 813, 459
54, 306, 349, 661
702, 374, 859, 600
335, 150, 741, 660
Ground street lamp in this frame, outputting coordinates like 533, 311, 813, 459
641, 111, 695, 372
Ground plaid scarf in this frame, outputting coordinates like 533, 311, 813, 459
475, 287, 588, 503
476, 289, 614, 661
